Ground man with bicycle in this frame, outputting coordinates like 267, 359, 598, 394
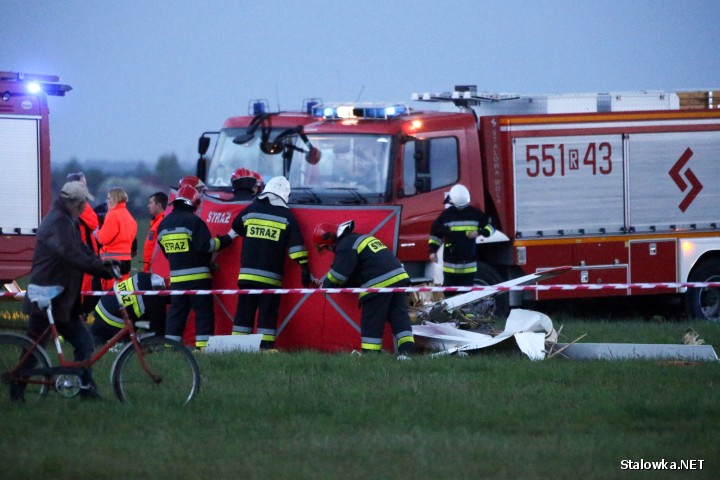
15, 181, 117, 402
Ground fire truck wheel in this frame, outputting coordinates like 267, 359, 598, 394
473, 262, 510, 320
686, 258, 720, 322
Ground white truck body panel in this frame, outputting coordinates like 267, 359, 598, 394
0, 116, 41, 234
511, 129, 720, 238
598, 92, 680, 112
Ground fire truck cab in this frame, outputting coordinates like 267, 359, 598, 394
198, 99, 319, 196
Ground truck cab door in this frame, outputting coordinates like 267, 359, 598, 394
394, 134, 462, 281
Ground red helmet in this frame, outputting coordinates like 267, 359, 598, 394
231, 167, 255, 182
178, 175, 206, 193
251, 171, 264, 190
175, 184, 201, 207
231, 168, 261, 192
313, 222, 338, 251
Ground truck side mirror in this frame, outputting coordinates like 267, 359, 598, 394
198, 136, 210, 155
306, 147, 321, 165
196, 157, 206, 182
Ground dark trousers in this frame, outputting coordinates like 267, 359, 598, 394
443, 271, 475, 298
234, 293, 280, 347
360, 292, 414, 353
166, 284, 214, 345
443, 271, 475, 287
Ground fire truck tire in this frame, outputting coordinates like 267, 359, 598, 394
473, 262, 510, 319
686, 258, 720, 322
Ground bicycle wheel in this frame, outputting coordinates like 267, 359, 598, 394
0, 332, 52, 402
110, 336, 200, 405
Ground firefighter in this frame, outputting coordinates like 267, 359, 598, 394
157, 184, 230, 350
178, 175, 206, 194
90, 271, 168, 344
95, 187, 138, 289
228, 167, 263, 202
314, 220, 416, 357
428, 184, 495, 289
143, 191, 168, 273
220, 176, 311, 351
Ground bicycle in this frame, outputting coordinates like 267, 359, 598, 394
0, 276, 201, 406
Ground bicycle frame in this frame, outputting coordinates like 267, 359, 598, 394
6, 278, 201, 405
16, 281, 161, 389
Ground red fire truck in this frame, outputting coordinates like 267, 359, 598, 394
0, 71, 71, 285
195, 87, 720, 325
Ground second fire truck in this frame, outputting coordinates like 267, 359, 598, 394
194, 88, 720, 324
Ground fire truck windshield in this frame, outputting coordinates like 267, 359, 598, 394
288, 134, 391, 203
206, 127, 287, 187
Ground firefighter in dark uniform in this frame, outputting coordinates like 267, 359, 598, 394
157, 184, 230, 349
428, 184, 495, 288
90, 271, 168, 345
314, 220, 416, 356
221, 176, 311, 350
227, 167, 263, 202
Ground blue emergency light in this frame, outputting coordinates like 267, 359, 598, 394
0, 71, 72, 97
248, 99, 270, 115
312, 103, 409, 120
303, 98, 322, 115
27, 82, 42, 94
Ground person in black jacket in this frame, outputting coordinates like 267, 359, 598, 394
428, 184, 495, 289
313, 220, 415, 357
15, 181, 117, 401
221, 176, 310, 351
157, 184, 230, 350
227, 167, 263, 202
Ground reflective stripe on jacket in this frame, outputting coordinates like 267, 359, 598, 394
157, 205, 220, 286
323, 233, 409, 302
231, 197, 308, 287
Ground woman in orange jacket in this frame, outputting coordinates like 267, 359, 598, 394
95, 187, 138, 289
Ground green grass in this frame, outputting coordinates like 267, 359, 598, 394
2, 228, 720, 479
1, 318, 719, 480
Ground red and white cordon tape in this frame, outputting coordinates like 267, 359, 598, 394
4, 282, 720, 298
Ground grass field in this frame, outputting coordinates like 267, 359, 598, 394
2, 219, 719, 478
1, 317, 719, 480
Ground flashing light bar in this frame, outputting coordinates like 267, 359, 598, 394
312, 103, 410, 120
0, 71, 72, 97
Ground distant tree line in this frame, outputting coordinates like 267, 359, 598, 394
52, 154, 191, 219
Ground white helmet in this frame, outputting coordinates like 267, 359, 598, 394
448, 184, 470, 208
260, 176, 291, 204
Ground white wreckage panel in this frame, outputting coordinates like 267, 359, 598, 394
413, 309, 554, 360
414, 309, 720, 362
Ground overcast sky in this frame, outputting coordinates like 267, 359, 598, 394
3, 0, 719, 167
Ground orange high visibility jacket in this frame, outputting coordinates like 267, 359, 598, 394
78, 203, 101, 295
143, 212, 165, 272
78, 203, 100, 253
95, 202, 138, 262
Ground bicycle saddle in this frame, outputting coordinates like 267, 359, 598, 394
26, 284, 65, 309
